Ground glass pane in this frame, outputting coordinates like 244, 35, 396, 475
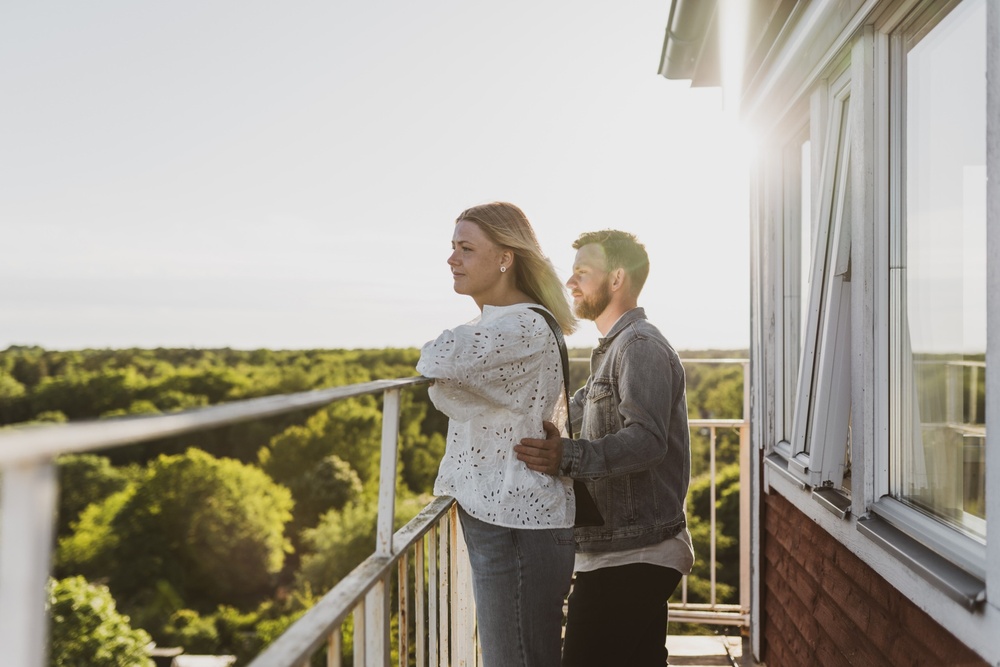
783, 136, 812, 439
895, 0, 986, 540
800, 140, 812, 344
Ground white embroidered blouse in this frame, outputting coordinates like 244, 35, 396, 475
416, 303, 575, 529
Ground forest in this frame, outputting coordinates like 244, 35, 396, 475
0, 345, 747, 666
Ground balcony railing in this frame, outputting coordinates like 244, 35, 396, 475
0, 359, 749, 666
668, 358, 750, 627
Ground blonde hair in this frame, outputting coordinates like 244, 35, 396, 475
457, 202, 577, 335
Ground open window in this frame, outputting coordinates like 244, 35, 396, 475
785, 61, 854, 495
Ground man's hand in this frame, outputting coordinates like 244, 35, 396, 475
514, 420, 564, 475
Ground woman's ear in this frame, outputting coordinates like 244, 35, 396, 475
500, 249, 514, 273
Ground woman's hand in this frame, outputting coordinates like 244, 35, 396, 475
515, 420, 564, 475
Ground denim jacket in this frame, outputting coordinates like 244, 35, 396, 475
559, 308, 691, 552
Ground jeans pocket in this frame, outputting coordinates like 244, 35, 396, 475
550, 526, 575, 546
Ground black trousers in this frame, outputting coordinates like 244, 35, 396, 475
562, 563, 684, 667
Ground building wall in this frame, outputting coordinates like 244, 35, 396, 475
761, 491, 988, 667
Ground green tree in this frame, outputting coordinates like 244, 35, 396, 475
295, 495, 427, 594
295, 455, 363, 524
59, 449, 294, 629
121, 449, 293, 605
56, 454, 132, 538
99, 399, 161, 419
0, 370, 29, 423
57, 485, 136, 576
400, 431, 444, 494
161, 609, 221, 654
260, 398, 382, 487
47, 576, 154, 667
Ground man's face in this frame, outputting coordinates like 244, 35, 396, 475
567, 243, 613, 321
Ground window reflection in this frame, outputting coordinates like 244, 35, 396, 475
894, 0, 986, 540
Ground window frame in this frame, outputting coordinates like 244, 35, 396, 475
773, 120, 811, 457
770, 57, 855, 492
798, 95, 852, 490
872, 0, 989, 584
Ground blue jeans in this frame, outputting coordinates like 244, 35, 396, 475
457, 505, 575, 667
562, 563, 683, 667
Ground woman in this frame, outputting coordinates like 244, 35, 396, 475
416, 201, 577, 667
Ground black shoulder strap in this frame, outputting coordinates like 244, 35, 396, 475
529, 307, 605, 527
528, 306, 572, 436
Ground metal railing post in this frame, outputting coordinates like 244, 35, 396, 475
377, 389, 401, 557
439, 512, 451, 667
709, 426, 718, 606
740, 424, 751, 618
369, 387, 402, 667
740, 361, 752, 622
0, 460, 58, 667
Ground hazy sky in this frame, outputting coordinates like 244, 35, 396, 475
1, 1, 750, 352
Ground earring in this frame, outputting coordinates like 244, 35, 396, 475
500, 266, 507, 273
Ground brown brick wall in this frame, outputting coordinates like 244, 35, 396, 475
761, 492, 988, 667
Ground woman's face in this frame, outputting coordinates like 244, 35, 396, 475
448, 219, 504, 302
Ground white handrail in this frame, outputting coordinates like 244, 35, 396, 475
0, 378, 430, 465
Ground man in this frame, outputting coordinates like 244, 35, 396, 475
514, 230, 693, 667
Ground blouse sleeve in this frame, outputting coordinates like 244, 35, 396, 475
416, 309, 559, 421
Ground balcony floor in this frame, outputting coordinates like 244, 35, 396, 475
666, 635, 755, 666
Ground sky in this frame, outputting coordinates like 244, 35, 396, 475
0, 1, 751, 353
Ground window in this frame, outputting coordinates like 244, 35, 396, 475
889, 0, 987, 544
786, 61, 854, 490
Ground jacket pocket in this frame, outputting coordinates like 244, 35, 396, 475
584, 380, 617, 436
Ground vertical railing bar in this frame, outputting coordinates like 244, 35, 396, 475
739, 422, 752, 615
398, 555, 409, 667
377, 389, 402, 556
416, 536, 426, 667
440, 512, 451, 667
452, 513, 474, 665
428, 528, 439, 667
328, 627, 342, 667
365, 579, 389, 667
449, 505, 461, 665
368, 386, 401, 667
450, 510, 459, 665
0, 460, 58, 667
354, 600, 366, 667
709, 425, 718, 608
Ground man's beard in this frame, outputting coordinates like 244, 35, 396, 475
574, 278, 613, 321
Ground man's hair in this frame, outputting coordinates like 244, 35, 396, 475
573, 230, 650, 297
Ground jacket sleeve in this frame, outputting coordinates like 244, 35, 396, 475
416, 311, 558, 422
559, 336, 681, 478
569, 385, 586, 436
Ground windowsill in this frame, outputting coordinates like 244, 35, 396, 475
767, 452, 852, 518
812, 486, 851, 519
857, 513, 986, 610
764, 452, 807, 491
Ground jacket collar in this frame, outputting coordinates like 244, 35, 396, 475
597, 307, 646, 348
